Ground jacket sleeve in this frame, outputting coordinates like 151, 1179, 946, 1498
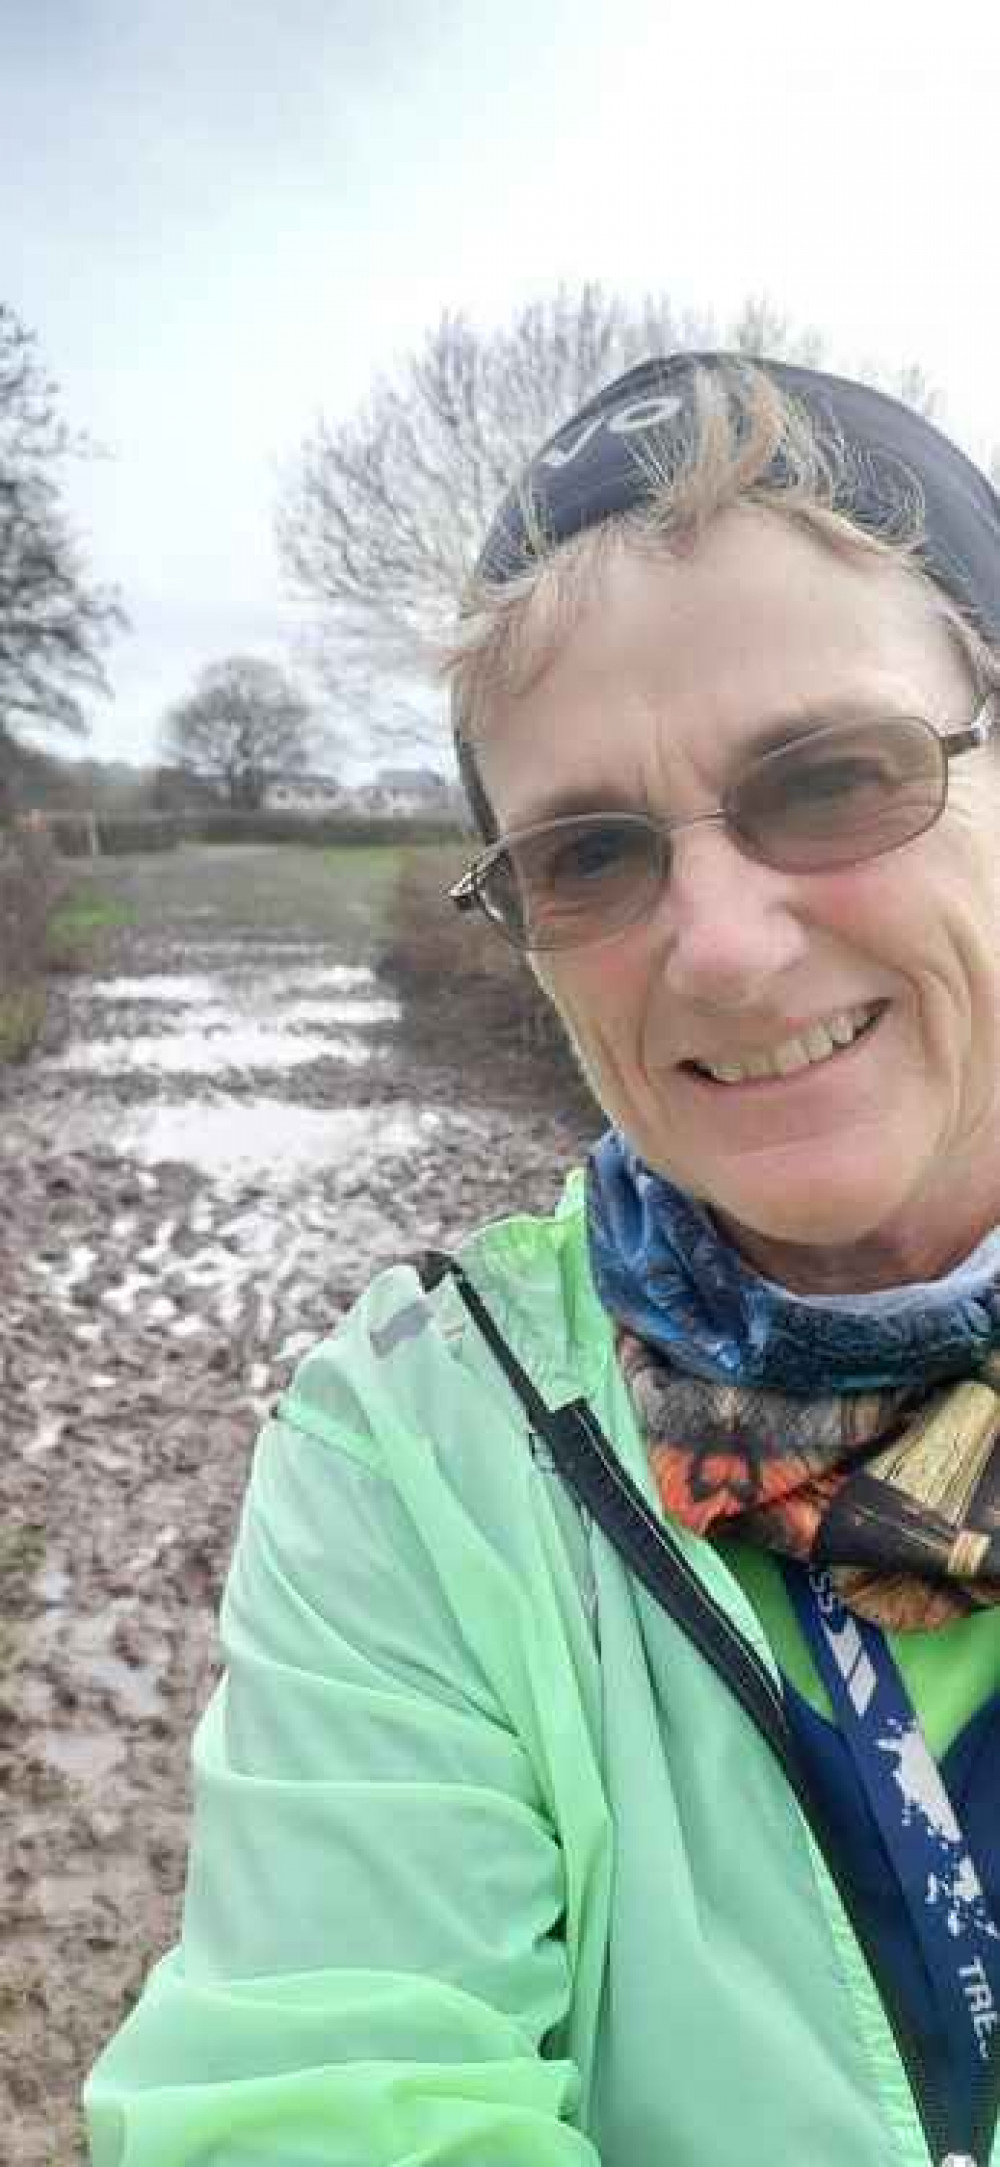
84, 1310, 602, 2167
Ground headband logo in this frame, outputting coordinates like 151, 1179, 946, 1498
538, 392, 684, 471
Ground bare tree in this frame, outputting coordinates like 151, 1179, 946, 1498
728, 295, 825, 371
277, 282, 934, 697
0, 303, 124, 796
280, 287, 706, 677
161, 655, 315, 811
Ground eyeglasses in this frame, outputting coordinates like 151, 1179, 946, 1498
449, 699, 996, 952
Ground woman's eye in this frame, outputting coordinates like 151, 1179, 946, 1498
780, 755, 894, 805
542, 828, 636, 888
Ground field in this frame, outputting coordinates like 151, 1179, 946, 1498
0, 841, 599, 2165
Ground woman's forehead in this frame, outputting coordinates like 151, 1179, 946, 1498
478, 514, 965, 819
552, 513, 940, 680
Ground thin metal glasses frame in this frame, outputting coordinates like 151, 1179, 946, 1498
448, 698, 997, 952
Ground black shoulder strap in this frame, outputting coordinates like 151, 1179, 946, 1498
415, 1248, 722, 1635
416, 1247, 564, 1435
417, 1250, 794, 1769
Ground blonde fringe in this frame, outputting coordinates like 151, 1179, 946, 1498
442, 361, 1000, 761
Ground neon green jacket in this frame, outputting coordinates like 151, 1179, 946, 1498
85, 1172, 989, 2166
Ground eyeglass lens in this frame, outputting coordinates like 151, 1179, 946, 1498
478, 717, 947, 949
731, 717, 945, 870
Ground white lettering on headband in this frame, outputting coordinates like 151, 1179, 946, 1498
537, 392, 684, 471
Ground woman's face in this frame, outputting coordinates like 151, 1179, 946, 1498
477, 508, 1000, 1290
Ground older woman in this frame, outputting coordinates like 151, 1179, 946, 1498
87, 357, 1000, 2167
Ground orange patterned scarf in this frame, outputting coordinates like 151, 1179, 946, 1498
619, 1328, 1000, 1630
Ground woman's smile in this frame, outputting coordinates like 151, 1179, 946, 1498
678, 999, 887, 1090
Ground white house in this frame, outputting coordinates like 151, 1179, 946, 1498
267, 774, 346, 814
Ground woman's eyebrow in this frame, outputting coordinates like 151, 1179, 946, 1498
737, 697, 908, 759
509, 697, 909, 829
510, 781, 646, 827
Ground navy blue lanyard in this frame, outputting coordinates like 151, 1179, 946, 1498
783, 1561, 1000, 2080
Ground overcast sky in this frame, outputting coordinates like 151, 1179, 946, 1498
4, 0, 1000, 772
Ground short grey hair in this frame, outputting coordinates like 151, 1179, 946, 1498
441, 361, 1000, 838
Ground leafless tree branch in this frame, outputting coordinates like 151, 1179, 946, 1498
0, 303, 126, 782
277, 283, 938, 698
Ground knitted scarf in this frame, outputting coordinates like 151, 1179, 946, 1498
587, 1133, 1000, 1630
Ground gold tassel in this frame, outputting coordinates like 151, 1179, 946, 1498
869, 1379, 1000, 1518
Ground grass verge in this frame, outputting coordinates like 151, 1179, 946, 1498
0, 884, 135, 1064
0, 984, 48, 1062
44, 888, 135, 970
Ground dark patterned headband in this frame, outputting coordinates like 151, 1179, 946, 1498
474, 353, 1000, 643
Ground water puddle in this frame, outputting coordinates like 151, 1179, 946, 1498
74, 973, 220, 1004
122, 1097, 455, 1178
41, 1729, 125, 1785
184, 997, 398, 1031
37, 1565, 72, 1606
281, 964, 376, 991
82, 1650, 165, 1721
80, 963, 379, 1004
10, 1093, 475, 1183
52, 961, 398, 1077
271, 996, 398, 1027
44, 1027, 373, 1073
48, 1607, 168, 1723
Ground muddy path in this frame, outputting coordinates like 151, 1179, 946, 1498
0, 844, 599, 2165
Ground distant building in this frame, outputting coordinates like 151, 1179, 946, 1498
268, 774, 347, 814
267, 766, 460, 821
353, 767, 457, 816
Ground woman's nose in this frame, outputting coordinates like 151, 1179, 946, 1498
657, 823, 810, 1009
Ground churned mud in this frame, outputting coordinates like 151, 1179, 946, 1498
0, 845, 598, 2165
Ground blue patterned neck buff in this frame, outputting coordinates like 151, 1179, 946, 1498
586, 1129, 1000, 1396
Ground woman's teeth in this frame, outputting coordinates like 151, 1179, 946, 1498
693, 1002, 882, 1085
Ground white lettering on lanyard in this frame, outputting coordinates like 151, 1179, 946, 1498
959, 1957, 1000, 2058
807, 1567, 878, 1716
